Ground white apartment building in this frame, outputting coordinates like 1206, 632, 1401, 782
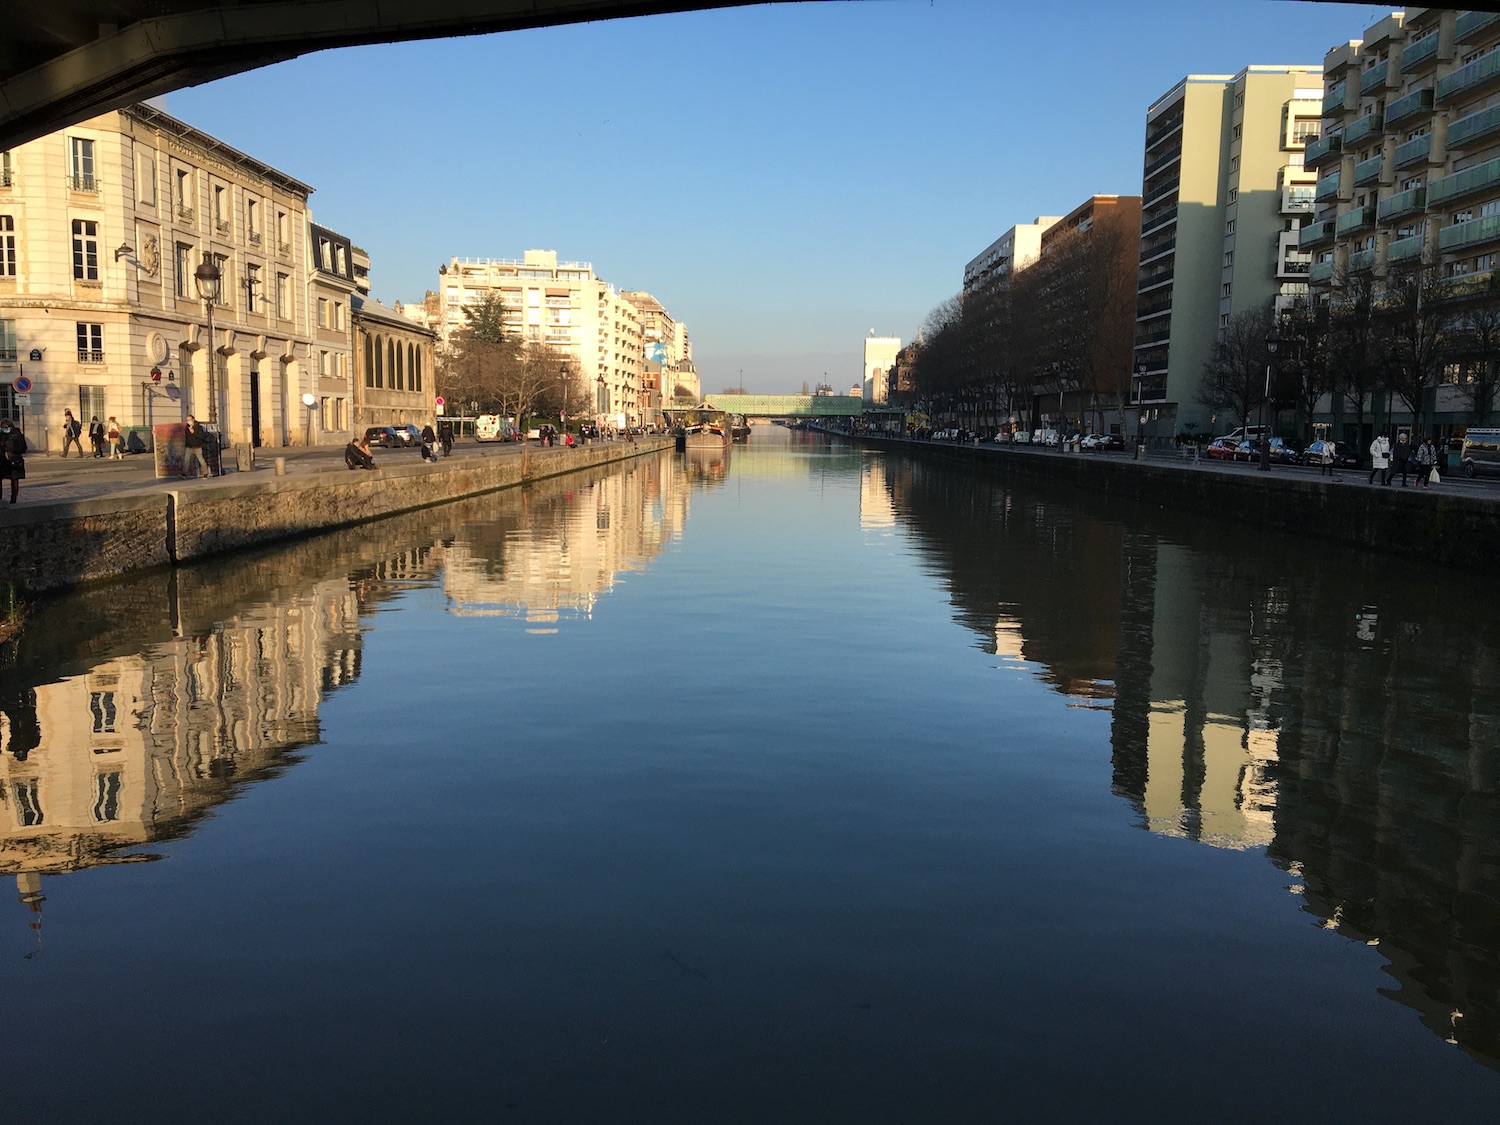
0, 104, 324, 450
437, 251, 646, 426
863, 334, 901, 404
962, 216, 1061, 297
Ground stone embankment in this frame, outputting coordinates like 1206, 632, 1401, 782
854, 435, 1500, 571
2, 439, 668, 593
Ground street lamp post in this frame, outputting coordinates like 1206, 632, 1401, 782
559, 362, 571, 433
1134, 360, 1147, 450
193, 254, 223, 428
1261, 329, 1280, 472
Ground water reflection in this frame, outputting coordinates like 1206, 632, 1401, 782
867, 442, 1500, 1070
0, 456, 688, 938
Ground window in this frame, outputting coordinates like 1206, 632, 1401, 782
334, 301, 344, 330
276, 272, 290, 319
69, 137, 96, 190
413, 348, 422, 392
1479, 253, 1498, 272
318, 237, 332, 268
0, 150, 11, 187
319, 395, 331, 430
137, 153, 155, 206
175, 242, 193, 298
72, 219, 99, 281
317, 297, 329, 327
0, 319, 17, 362
364, 336, 374, 386
335, 245, 347, 276
1227, 187, 1238, 203
1232, 123, 1242, 140
1224, 251, 1234, 267
337, 397, 347, 430
89, 690, 117, 733
246, 263, 261, 312
276, 210, 289, 252
79, 384, 105, 421
247, 198, 260, 243
1221, 283, 1232, 297
0, 214, 14, 276
77, 322, 103, 362
12, 780, 42, 827
92, 772, 122, 823
1229, 156, 1240, 174
175, 167, 193, 220
213, 184, 228, 234
319, 350, 330, 377
1234, 92, 1244, 109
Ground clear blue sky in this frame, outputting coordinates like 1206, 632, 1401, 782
166, 0, 1385, 393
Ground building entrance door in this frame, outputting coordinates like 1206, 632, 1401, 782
249, 363, 262, 446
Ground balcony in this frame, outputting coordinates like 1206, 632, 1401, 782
1378, 184, 1427, 223
1455, 10, 1500, 44
1385, 86, 1435, 127
1144, 115, 1183, 150
1428, 156, 1500, 206
1359, 60, 1391, 95
215, 219, 230, 236
277, 241, 291, 257
1445, 103, 1500, 150
1299, 219, 1336, 248
1136, 297, 1172, 320
1343, 113, 1384, 147
0, 347, 17, 363
1137, 267, 1174, 293
77, 349, 105, 364
68, 173, 98, 192
1304, 133, 1342, 168
1323, 81, 1349, 117
1309, 260, 1335, 284
1440, 213, 1500, 252
1386, 233, 1427, 263
249, 231, 262, 246
1353, 153, 1387, 187
1347, 248, 1379, 273
1278, 256, 1312, 279
177, 206, 194, 223
1336, 205, 1376, 235
1394, 134, 1434, 171
1400, 31, 1442, 72
1282, 186, 1316, 214
1436, 48, 1500, 104
1143, 177, 1179, 208
1142, 145, 1182, 181
1314, 170, 1343, 202
1139, 236, 1175, 264
1140, 206, 1177, 236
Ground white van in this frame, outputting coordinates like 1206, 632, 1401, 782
475, 414, 515, 442
1460, 428, 1500, 478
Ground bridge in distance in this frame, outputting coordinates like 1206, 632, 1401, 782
0, 0, 1448, 148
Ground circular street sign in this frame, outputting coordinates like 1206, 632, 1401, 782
13, 376, 32, 393
434, 395, 445, 406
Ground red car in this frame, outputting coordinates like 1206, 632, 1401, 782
1205, 437, 1240, 460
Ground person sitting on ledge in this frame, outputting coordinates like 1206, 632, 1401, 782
345, 437, 376, 470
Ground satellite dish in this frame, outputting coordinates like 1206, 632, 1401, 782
301, 393, 316, 407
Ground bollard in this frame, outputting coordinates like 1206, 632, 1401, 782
274, 457, 287, 476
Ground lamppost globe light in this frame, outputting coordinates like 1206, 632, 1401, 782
193, 253, 224, 429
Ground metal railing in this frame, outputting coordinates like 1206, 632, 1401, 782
68, 174, 98, 192
1446, 103, 1500, 149
1378, 185, 1426, 223
1437, 48, 1500, 103
1428, 155, 1500, 206
1439, 213, 1500, 253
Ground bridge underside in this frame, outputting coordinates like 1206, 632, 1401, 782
685, 394, 865, 418
0, 0, 776, 148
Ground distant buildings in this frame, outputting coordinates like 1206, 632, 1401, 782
863, 334, 901, 404
962, 217, 1061, 298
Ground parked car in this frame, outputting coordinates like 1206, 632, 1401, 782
363, 425, 402, 448
1012, 431, 1031, 444
1232, 440, 1258, 462
1205, 437, 1240, 460
1460, 427, 1500, 478
392, 424, 423, 446
1097, 434, 1126, 452
1301, 439, 1359, 469
1078, 433, 1102, 450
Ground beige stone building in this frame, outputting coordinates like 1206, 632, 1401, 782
436, 251, 647, 428
0, 104, 324, 450
307, 222, 356, 443
353, 290, 437, 433
863, 334, 901, 404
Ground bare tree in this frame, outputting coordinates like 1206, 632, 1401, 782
1326, 269, 1382, 442
1448, 290, 1500, 425
1198, 300, 1276, 428
1383, 258, 1455, 435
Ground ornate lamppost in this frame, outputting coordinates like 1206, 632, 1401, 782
193, 254, 223, 427
1261, 328, 1280, 472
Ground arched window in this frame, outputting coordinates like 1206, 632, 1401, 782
374, 334, 383, 388
395, 340, 404, 391
364, 334, 374, 387
389, 340, 399, 390
414, 347, 422, 392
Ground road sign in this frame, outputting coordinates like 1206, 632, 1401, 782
435, 404, 445, 415
13, 376, 32, 393
13, 394, 31, 405
434, 395, 445, 406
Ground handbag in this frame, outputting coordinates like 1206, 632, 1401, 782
1429, 466, 1440, 484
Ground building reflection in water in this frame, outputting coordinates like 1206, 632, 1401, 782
0, 452, 689, 947
869, 445, 1500, 1071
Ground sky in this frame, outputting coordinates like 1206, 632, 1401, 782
163, 0, 1391, 394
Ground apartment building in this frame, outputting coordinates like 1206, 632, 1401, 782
307, 223, 356, 443
863, 334, 901, 404
1134, 67, 1323, 444
437, 251, 646, 427
0, 104, 319, 450
962, 216, 1061, 298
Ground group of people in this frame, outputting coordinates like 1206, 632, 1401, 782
1368, 433, 1442, 489
60, 409, 127, 459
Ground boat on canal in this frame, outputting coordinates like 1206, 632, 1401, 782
674, 405, 730, 450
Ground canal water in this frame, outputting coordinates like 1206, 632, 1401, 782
1, 428, 1497, 1121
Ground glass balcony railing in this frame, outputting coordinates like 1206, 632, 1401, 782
1336, 205, 1376, 235
1299, 219, 1336, 248
1143, 178, 1179, 207
1304, 133, 1342, 167
1439, 213, 1500, 253
1314, 170, 1343, 201
1140, 206, 1177, 236
1437, 48, 1500, 103
1142, 146, 1182, 181
1144, 116, 1183, 150
1353, 154, 1386, 186
1359, 60, 1390, 95
1401, 31, 1441, 71
1377, 185, 1427, 223
1137, 267, 1175, 292
1323, 81, 1348, 116
1385, 233, 1427, 263
1343, 113, 1384, 146
1428, 156, 1500, 206
1309, 260, 1335, 284
1394, 134, 1432, 170
1385, 86, 1435, 127
1347, 248, 1378, 273
1283, 188, 1316, 214
1456, 10, 1500, 44
1446, 103, 1500, 149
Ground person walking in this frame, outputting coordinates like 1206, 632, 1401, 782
0, 417, 26, 504
1320, 441, 1335, 478
182, 414, 211, 478
106, 416, 124, 459
438, 420, 454, 457
1369, 432, 1391, 485
1414, 437, 1438, 488
1392, 433, 1412, 486
61, 409, 84, 457
87, 415, 106, 458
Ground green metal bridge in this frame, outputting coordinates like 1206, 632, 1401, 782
678, 394, 865, 418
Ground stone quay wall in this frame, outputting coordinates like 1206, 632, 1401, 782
856, 436, 1500, 572
4, 440, 668, 594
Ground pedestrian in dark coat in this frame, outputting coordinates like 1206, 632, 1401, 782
61, 409, 84, 457
0, 417, 26, 503
88, 415, 106, 457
